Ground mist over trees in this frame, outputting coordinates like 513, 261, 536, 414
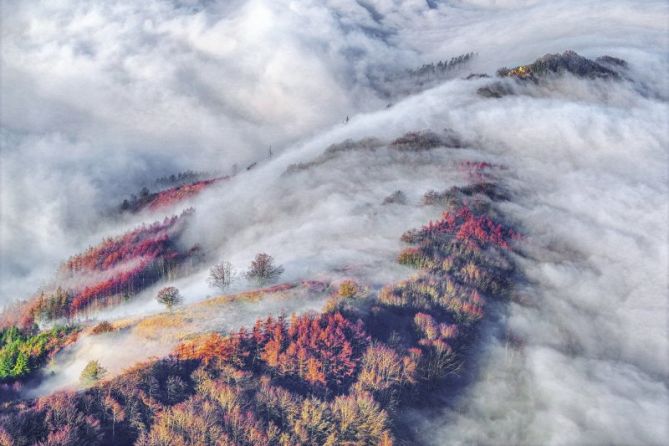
156, 287, 182, 312
0, 211, 200, 329
0, 0, 665, 443
0, 326, 76, 382
246, 253, 284, 286
208, 261, 233, 291
0, 172, 522, 444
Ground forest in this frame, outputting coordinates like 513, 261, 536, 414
120, 177, 224, 214
0, 210, 200, 330
1, 0, 663, 441
0, 326, 78, 387
0, 173, 520, 445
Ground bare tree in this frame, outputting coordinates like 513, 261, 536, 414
208, 261, 233, 291
156, 286, 182, 312
246, 253, 284, 285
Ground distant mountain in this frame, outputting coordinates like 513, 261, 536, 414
478, 50, 627, 98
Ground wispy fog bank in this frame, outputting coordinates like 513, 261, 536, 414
1, 0, 667, 443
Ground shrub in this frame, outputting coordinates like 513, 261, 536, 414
90, 321, 115, 335
80, 360, 107, 386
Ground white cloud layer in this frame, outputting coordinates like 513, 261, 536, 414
1, 0, 668, 444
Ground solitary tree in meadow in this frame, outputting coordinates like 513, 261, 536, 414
208, 261, 233, 291
246, 253, 284, 286
156, 286, 182, 312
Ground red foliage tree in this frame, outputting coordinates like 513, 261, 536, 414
45, 210, 198, 317
146, 178, 224, 211
257, 313, 369, 392
404, 205, 519, 250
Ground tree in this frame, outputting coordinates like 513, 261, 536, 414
10, 351, 29, 377
0, 341, 19, 379
80, 360, 107, 386
0, 426, 13, 446
104, 395, 125, 441
246, 253, 284, 286
338, 280, 362, 299
91, 321, 115, 335
208, 261, 233, 291
156, 287, 182, 312
166, 376, 188, 404
355, 345, 404, 394
259, 312, 369, 393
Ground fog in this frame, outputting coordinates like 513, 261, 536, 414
0, 0, 403, 302
26, 281, 331, 398
2, 0, 668, 444
398, 73, 668, 443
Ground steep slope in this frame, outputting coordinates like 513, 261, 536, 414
1, 211, 201, 330
0, 162, 519, 445
1, 40, 667, 441
1, 0, 667, 439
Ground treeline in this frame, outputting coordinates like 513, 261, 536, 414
0, 325, 77, 383
0, 177, 519, 445
154, 171, 214, 188
376, 52, 478, 100
478, 51, 627, 98
407, 52, 476, 80
63, 213, 188, 274
285, 131, 462, 175
120, 177, 223, 214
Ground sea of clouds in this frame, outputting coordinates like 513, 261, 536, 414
1, 0, 667, 444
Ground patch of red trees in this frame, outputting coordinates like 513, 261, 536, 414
63, 213, 189, 274
60, 212, 198, 315
146, 178, 224, 211
3, 211, 200, 326
177, 312, 369, 394
0, 169, 522, 446
404, 205, 519, 250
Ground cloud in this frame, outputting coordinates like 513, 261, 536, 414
25, 282, 330, 398
0, 0, 416, 305
2, 0, 668, 443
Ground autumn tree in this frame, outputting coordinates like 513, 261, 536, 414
338, 280, 362, 299
355, 345, 405, 397
331, 392, 392, 444
259, 313, 369, 393
165, 375, 189, 404
80, 360, 107, 386
208, 261, 233, 291
246, 253, 284, 286
0, 427, 12, 446
91, 321, 114, 335
156, 286, 182, 312
292, 398, 333, 445
104, 395, 125, 441
137, 396, 226, 446
37, 391, 103, 444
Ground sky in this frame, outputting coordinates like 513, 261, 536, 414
1, 0, 668, 444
